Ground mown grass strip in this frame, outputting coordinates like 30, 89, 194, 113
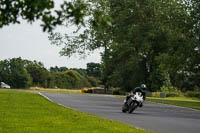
0, 89, 150, 133
147, 97, 200, 110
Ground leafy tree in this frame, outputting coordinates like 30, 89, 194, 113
0, 0, 88, 32
48, 0, 111, 57
49, 66, 68, 72
49, 0, 200, 91
0, 59, 10, 84
86, 62, 101, 78
25, 60, 51, 88
0, 58, 32, 88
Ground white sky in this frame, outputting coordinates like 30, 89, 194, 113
0, 1, 101, 69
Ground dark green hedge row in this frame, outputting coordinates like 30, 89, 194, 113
184, 91, 200, 98
166, 92, 181, 97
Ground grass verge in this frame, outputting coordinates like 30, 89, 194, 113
0, 89, 149, 133
30, 87, 82, 94
147, 97, 200, 110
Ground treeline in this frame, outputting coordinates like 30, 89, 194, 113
50, 0, 200, 92
0, 58, 101, 89
99, 0, 200, 92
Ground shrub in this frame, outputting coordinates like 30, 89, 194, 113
160, 85, 182, 97
87, 89, 93, 93
152, 92, 161, 97
185, 91, 200, 98
119, 91, 126, 95
113, 90, 120, 95
194, 87, 200, 92
87, 77, 100, 87
161, 85, 179, 93
161, 85, 169, 92
166, 92, 180, 97
53, 70, 91, 89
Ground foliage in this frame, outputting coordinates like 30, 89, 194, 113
71, 68, 87, 77
112, 90, 126, 95
48, 0, 112, 56
0, 58, 96, 89
161, 85, 179, 93
53, 70, 91, 89
151, 92, 161, 98
166, 92, 181, 97
0, 0, 199, 92
86, 62, 101, 78
49, 66, 68, 72
49, 0, 200, 92
0, 58, 32, 88
25, 60, 52, 88
87, 76, 100, 87
185, 91, 200, 98
160, 85, 182, 97
0, 0, 88, 32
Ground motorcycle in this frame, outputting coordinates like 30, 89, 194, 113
122, 92, 144, 113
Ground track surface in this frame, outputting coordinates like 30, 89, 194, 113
41, 92, 200, 133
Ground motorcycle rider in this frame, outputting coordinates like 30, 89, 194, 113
125, 84, 147, 107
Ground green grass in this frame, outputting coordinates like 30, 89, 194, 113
0, 89, 149, 133
147, 97, 200, 110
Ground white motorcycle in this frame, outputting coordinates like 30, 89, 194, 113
122, 92, 144, 113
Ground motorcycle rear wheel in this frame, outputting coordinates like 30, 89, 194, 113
122, 103, 128, 113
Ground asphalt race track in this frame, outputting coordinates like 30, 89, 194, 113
40, 92, 200, 133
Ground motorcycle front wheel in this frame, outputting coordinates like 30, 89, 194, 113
128, 102, 137, 113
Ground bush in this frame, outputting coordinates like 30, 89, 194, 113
166, 92, 180, 97
161, 85, 179, 93
87, 89, 93, 93
161, 85, 182, 97
152, 92, 161, 97
87, 77, 100, 87
185, 91, 200, 98
53, 70, 91, 89
113, 90, 120, 95
161, 86, 169, 92
119, 91, 126, 95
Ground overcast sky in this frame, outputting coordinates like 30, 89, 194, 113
0, 1, 101, 69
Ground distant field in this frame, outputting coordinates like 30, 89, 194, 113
0, 89, 149, 133
147, 97, 200, 110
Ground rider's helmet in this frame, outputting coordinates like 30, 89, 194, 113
140, 84, 147, 89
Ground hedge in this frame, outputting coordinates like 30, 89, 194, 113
185, 91, 200, 98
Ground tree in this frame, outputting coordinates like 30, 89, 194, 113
25, 60, 51, 88
86, 62, 101, 78
0, 0, 88, 32
49, 66, 68, 72
49, 0, 200, 91
0, 58, 32, 88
